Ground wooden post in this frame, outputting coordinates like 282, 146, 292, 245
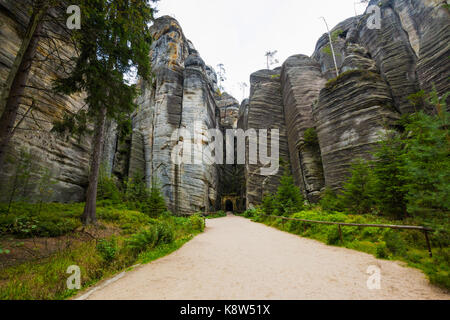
338, 225, 344, 244
424, 230, 432, 258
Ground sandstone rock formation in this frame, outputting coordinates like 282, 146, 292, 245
280, 55, 326, 202
0, 1, 90, 202
1, 1, 448, 212
243, 69, 290, 207
130, 16, 228, 214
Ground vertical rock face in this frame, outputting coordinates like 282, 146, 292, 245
0, 1, 90, 202
280, 55, 326, 202
131, 16, 225, 214
244, 69, 290, 207
177, 52, 220, 214
1, 2, 448, 210
215, 92, 240, 128
313, 45, 401, 190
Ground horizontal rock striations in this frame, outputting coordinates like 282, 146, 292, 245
0, 1, 91, 202
243, 69, 291, 207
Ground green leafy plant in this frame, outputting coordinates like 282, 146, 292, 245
96, 238, 118, 263
125, 227, 158, 254
189, 214, 205, 233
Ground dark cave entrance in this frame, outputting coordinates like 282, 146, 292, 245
225, 200, 234, 212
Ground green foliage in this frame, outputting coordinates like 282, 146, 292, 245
189, 214, 205, 232
155, 222, 175, 245
207, 211, 226, 219
261, 194, 276, 216
372, 131, 408, 219
97, 164, 122, 203
243, 208, 258, 218
319, 187, 343, 212
96, 238, 118, 263
325, 69, 379, 90
145, 183, 168, 218
340, 159, 377, 215
125, 226, 158, 254
0, 203, 206, 300
324, 89, 449, 221
53, 0, 155, 124
261, 166, 305, 216
331, 29, 344, 41
124, 173, 167, 217
383, 230, 407, 257
303, 128, 319, 147
0, 246, 10, 255
376, 243, 389, 259
0, 203, 82, 238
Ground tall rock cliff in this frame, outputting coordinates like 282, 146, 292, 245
243, 69, 291, 207
240, 0, 449, 205
0, 1, 90, 202
131, 16, 234, 214
1, 1, 448, 212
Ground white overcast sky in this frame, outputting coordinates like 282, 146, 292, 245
154, 0, 368, 101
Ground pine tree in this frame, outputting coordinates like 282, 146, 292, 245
274, 165, 305, 216
340, 159, 376, 215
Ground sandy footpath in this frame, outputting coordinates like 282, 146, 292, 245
80, 215, 449, 300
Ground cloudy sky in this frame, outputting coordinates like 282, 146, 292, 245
154, 0, 369, 101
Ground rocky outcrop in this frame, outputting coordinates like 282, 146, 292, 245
0, 1, 90, 202
1, 1, 448, 211
244, 69, 290, 207
280, 55, 326, 202
131, 16, 225, 214
313, 45, 400, 190
215, 92, 240, 128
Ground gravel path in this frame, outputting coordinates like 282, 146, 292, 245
81, 215, 449, 300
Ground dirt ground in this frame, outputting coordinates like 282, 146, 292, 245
79, 215, 449, 300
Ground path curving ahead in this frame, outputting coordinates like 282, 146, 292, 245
79, 215, 448, 300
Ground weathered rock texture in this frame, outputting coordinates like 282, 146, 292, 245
280, 55, 326, 202
215, 92, 240, 128
0, 1, 91, 202
131, 16, 227, 214
1, 1, 448, 211
240, 0, 449, 204
243, 69, 291, 207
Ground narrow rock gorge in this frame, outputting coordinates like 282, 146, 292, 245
0, 0, 448, 213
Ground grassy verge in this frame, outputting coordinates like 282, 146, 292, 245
244, 209, 449, 291
205, 211, 227, 219
0, 203, 205, 300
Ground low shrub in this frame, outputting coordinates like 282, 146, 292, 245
156, 222, 175, 245
189, 214, 205, 233
96, 238, 118, 263
125, 227, 158, 254
376, 242, 389, 259
383, 230, 407, 257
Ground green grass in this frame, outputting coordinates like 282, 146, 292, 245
0, 203, 205, 300
247, 209, 449, 291
206, 211, 227, 219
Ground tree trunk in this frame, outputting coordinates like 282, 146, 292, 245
82, 106, 108, 225
0, 4, 47, 168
